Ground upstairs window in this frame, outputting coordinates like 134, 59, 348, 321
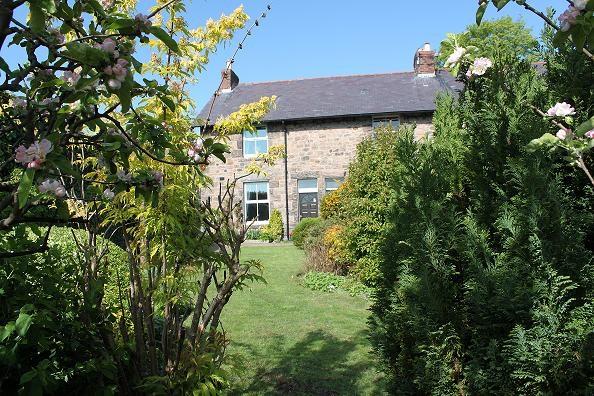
244, 181, 270, 223
372, 116, 400, 130
325, 177, 344, 193
243, 126, 268, 158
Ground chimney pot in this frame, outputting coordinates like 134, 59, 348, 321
220, 61, 239, 92
414, 42, 436, 77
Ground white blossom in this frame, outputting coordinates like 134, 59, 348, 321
103, 188, 115, 200
444, 47, 466, 68
546, 102, 576, 117
556, 129, 567, 140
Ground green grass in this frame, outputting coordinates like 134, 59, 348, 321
221, 244, 386, 395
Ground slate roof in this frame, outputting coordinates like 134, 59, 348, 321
198, 70, 461, 124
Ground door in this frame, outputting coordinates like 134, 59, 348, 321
299, 193, 318, 220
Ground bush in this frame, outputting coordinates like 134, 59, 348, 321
245, 229, 261, 240
302, 271, 371, 297
369, 48, 594, 394
0, 227, 128, 394
260, 209, 284, 242
291, 217, 322, 248
320, 184, 346, 219
323, 125, 417, 284
302, 220, 351, 275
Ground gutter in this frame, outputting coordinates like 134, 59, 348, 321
282, 121, 290, 240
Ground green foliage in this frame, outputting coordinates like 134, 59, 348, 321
302, 220, 350, 275
260, 209, 284, 242
245, 229, 261, 240
369, 47, 594, 394
327, 125, 417, 285
291, 217, 323, 249
0, 227, 127, 395
438, 17, 539, 65
302, 271, 371, 298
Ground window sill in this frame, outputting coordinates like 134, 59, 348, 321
248, 220, 270, 226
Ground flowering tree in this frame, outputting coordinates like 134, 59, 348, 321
0, 0, 278, 393
442, 0, 594, 186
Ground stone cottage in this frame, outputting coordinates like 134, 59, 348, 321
197, 43, 459, 238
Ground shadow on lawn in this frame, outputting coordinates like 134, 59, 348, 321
231, 329, 384, 395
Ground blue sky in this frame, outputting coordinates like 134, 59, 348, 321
184, 0, 566, 109
3, 0, 566, 110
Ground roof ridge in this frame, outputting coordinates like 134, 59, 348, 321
238, 70, 420, 86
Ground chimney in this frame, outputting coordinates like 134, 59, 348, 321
414, 42, 436, 76
220, 60, 239, 92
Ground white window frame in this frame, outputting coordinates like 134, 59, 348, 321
372, 116, 400, 130
298, 178, 318, 193
325, 177, 343, 193
244, 181, 270, 225
243, 126, 268, 158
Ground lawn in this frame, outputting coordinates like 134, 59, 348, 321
221, 244, 386, 395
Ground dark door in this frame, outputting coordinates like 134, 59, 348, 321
299, 193, 318, 220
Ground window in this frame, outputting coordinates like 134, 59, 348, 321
244, 182, 269, 223
243, 126, 268, 157
298, 179, 318, 220
298, 179, 318, 193
325, 177, 344, 193
372, 116, 400, 130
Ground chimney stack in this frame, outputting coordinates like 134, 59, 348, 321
220, 60, 239, 92
414, 43, 436, 76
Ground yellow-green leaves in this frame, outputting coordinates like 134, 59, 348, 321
212, 96, 276, 136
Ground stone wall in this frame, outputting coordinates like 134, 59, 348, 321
201, 113, 433, 236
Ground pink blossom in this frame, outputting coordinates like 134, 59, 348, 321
135, 14, 152, 30
103, 188, 115, 199
15, 139, 53, 167
188, 139, 204, 162
61, 70, 81, 86
12, 97, 26, 109
556, 129, 567, 140
152, 171, 164, 186
27, 159, 43, 169
116, 170, 132, 182
100, 38, 117, 54
108, 79, 122, 90
15, 145, 29, 164
546, 102, 576, 117
585, 130, 594, 139
559, 6, 581, 31
100, 0, 114, 8
39, 179, 66, 197
40, 97, 59, 106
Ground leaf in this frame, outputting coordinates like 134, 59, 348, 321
108, 18, 136, 30
0, 57, 9, 74
526, 133, 559, 152
553, 30, 571, 48
476, 2, 488, 25
63, 43, 109, 66
17, 168, 35, 209
0, 322, 15, 342
574, 116, 594, 137
494, 0, 510, 10
149, 26, 180, 53
159, 95, 175, 111
117, 78, 133, 112
28, 2, 46, 34
15, 312, 33, 337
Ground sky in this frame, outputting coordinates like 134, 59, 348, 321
182, 0, 567, 108
3, 0, 567, 110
